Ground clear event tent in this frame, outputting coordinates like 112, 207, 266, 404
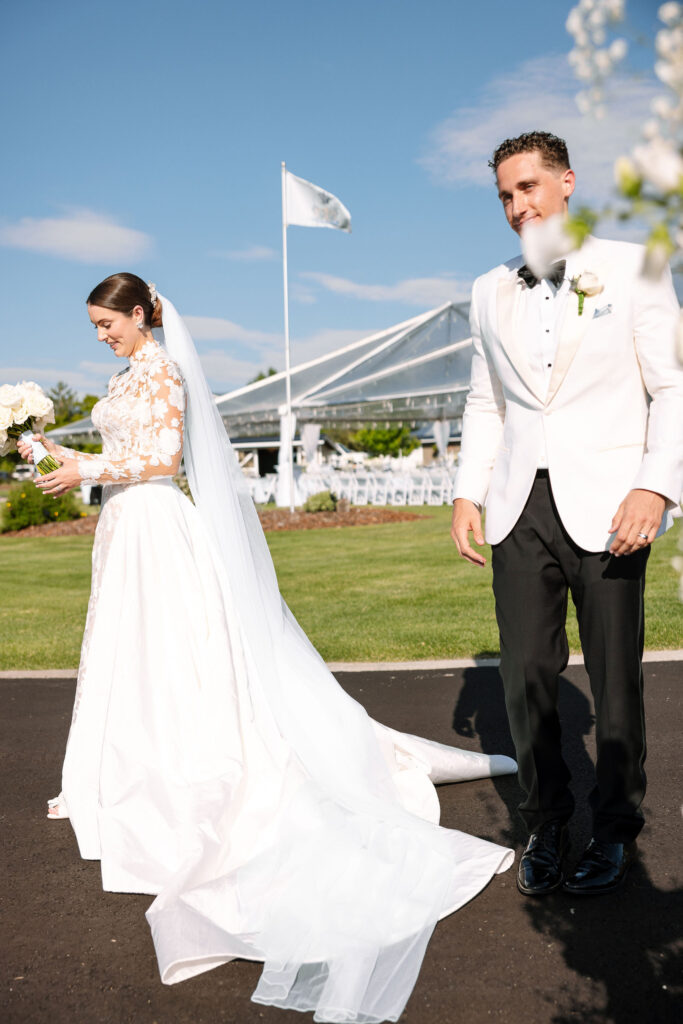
214, 301, 473, 434
48, 301, 474, 451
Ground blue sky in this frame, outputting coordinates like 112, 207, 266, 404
0, 0, 664, 397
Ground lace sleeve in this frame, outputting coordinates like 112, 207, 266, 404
53, 443, 98, 462
76, 362, 185, 486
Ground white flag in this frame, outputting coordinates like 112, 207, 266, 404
284, 170, 351, 232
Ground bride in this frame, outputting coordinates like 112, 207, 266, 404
21, 272, 516, 1024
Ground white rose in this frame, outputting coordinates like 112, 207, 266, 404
33, 412, 55, 433
11, 401, 31, 427
0, 384, 23, 409
0, 429, 9, 455
23, 389, 53, 419
573, 271, 603, 296
0, 404, 15, 430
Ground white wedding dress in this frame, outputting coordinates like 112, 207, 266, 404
52, 302, 516, 1024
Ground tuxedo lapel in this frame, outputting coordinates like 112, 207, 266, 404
546, 250, 604, 405
496, 274, 546, 404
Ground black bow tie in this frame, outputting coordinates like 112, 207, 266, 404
517, 260, 566, 289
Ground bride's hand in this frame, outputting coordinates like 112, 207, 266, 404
34, 459, 81, 496
16, 433, 58, 463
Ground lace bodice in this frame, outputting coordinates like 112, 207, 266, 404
57, 341, 185, 486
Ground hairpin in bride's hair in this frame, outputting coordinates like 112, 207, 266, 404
147, 282, 158, 307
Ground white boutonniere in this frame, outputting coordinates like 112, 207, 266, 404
569, 271, 603, 316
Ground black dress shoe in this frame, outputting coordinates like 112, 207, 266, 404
562, 838, 633, 896
517, 821, 569, 896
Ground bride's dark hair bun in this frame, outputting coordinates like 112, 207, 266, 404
87, 272, 163, 328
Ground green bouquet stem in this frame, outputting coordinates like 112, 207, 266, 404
9, 423, 62, 476
35, 453, 61, 475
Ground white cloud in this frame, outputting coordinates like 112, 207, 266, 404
212, 245, 278, 262
183, 316, 280, 345
302, 271, 471, 307
0, 209, 152, 263
290, 281, 317, 305
421, 55, 659, 205
0, 361, 115, 396
199, 350, 277, 392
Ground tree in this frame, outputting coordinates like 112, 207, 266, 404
80, 394, 101, 416
48, 381, 81, 427
248, 367, 278, 384
348, 424, 419, 457
47, 383, 103, 427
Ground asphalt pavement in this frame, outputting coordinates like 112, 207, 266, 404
2, 663, 681, 1024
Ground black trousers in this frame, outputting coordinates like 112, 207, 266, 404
491, 471, 649, 843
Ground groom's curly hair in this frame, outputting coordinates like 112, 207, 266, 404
489, 132, 570, 175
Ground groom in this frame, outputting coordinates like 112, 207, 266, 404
451, 131, 683, 896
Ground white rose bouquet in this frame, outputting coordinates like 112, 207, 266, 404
0, 382, 61, 474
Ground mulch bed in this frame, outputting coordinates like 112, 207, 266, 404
258, 506, 426, 531
1, 516, 101, 539
2, 506, 426, 539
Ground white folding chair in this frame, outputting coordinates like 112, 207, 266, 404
353, 474, 370, 505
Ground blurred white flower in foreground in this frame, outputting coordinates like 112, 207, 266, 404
521, 215, 576, 279
659, 3, 682, 28
632, 136, 683, 192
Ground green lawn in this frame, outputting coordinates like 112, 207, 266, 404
1, 508, 681, 670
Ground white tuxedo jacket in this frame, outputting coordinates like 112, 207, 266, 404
453, 236, 683, 552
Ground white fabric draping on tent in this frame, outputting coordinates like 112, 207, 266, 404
275, 410, 298, 507
433, 420, 452, 459
301, 423, 321, 468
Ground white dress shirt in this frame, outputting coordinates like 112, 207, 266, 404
519, 273, 571, 467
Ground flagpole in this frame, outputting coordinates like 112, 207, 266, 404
281, 160, 295, 514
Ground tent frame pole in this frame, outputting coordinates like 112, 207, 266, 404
281, 161, 295, 513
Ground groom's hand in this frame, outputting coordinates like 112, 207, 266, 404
609, 488, 666, 556
451, 499, 487, 567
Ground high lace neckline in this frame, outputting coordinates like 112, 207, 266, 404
130, 340, 162, 364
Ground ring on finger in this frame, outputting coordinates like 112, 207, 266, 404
637, 531, 649, 540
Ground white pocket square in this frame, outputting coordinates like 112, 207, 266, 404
592, 303, 613, 319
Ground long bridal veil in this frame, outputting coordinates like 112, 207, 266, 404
147, 296, 514, 1023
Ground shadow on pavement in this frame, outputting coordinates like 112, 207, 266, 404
453, 664, 683, 1024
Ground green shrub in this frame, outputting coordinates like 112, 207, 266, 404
1, 481, 83, 533
303, 490, 338, 513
